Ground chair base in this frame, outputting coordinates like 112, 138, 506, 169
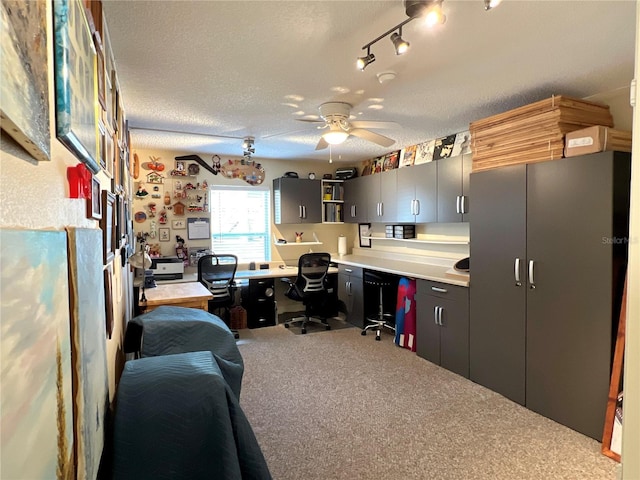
283, 314, 331, 334
361, 313, 395, 341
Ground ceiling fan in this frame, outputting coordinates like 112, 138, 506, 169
296, 102, 398, 150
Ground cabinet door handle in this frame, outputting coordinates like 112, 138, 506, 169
514, 258, 522, 287
299, 205, 303, 218
302, 205, 306, 218
351, 205, 356, 217
434, 306, 439, 325
345, 268, 353, 273
438, 306, 444, 326
431, 286, 448, 293
528, 260, 536, 289
456, 195, 461, 214
379, 202, 383, 217
415, 199, 420, 216
461, 195, 467, 214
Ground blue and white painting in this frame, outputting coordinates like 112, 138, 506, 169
67, 227, 109, 480
0, 229, 74, 479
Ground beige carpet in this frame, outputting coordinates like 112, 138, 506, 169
237, 323, 618, 480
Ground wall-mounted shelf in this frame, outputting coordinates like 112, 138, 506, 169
361, 235, 469, 245
273, 232, 322, 246
322, 179, 344, 223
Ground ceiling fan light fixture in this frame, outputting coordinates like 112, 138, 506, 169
390, 30, 410, 55
323, 129, 349, 145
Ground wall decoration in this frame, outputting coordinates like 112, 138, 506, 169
87, 176, 102, 220
172, 219, 186, 230
220, 157, 265, 185
103, 263, 114, 339
433, 134, 457, 160
0, 229, 74, 479
100, 190, 116, 264
98, 120, 106, 171
359, 223, 372, 248
414, 140, 435, 165
187, 217, 210, 240
66, 227, 109, 480
134, 211, 146, 223
159, 227, 170, 242
104, 127, 114, 178
146, 171, 164, 184
67, 162, 92, 199
53, 0, 100, 174
399, 145, 416, 168
0, 0, 50, 163
452, 130, 471, 157
94, 32, 106, 111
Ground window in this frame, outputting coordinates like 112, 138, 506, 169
209, 185, 271, 263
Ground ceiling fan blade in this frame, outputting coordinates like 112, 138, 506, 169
350, 120, 399, 130
349, 128, 395, 148
296, 118, 324, 123
315, 137, 329, 150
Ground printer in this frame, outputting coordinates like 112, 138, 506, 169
150, 257, 184, 280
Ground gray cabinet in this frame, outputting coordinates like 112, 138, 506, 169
343, 176, 369, 223
273, 177, 321, 224
337, 265, 364, 328
396, 162, 437, 223
469, 151, 631, 439
437, 154, 471, 222
366, 170, 397, 223
416, 280, 469, 378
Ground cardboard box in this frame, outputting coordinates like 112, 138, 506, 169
564, 126, 631, 157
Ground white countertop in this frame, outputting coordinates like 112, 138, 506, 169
334, 254, 469, 287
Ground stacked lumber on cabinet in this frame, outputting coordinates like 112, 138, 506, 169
469, 95, 614, 172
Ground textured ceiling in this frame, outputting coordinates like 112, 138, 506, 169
102, 0, 636, 164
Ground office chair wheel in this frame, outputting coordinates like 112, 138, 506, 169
375, 334, 381, 341
325, 324, 331, 330
301, 328, 307, 334
284, 323, 290, 328
361, 330, 366, 336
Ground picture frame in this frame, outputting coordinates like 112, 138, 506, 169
103, 263, 114, 339
0, 0, 51, 163
159, 228, 170, 242
172, 219, 186, 230
359, 223, 372, 248
98, 121, 106, 171
99, 190, 116, 264
94, 31, 106, 111
87, 176, 102, 220
53, 0, 100, 174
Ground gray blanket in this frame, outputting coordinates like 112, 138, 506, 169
128, 306, 243, 398
113, 351, 271, 480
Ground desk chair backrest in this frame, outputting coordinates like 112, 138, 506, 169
197, 254, 238, 302
293, 252, 331, 297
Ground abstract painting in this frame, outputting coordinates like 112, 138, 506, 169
66, 227, 109, 480
0, 229, 74, 479
0, 0, 50, 163
53, 0, 100, 174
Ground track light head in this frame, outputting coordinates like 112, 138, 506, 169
356, 52, 376, 71
390, 31, 410, 55
483, 0, 502, 11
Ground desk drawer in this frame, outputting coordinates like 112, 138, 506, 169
417, 280, 468, 301
338, 265, 363, 279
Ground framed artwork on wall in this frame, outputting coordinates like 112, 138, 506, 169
172, 219, 186, 230
359, 223, 372, 248
87, 176, 102, 220
0, 0, 51, 164
100, 190, 116, 265
53, 0, 100, 174
159, 228, 170, 242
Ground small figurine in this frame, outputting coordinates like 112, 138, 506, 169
295, 232, 304, 243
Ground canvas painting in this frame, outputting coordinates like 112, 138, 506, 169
414, 139, 435, 165
66, 227, 109, 480
53, 0, 100, 174
0, 229, 74, 479
0, 0, 50, 163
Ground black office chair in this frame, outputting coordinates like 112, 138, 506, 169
281, 252, 332, 334
198, 254, 240, 339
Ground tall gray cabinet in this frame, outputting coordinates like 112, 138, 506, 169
469, 151, 631, 440
272, 177, 321, 224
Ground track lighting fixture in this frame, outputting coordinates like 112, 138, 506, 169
242, 136, 255, 159
356, 1, 445, 71
390, 29, 410, 55
483, 0, 503, 11
356, 48, 376, 71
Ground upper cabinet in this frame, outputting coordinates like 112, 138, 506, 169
273, 177, 321, 224
437, 154, 471, 223
343, 176, 369, 223
396, 162, 437, 223
366, 169, 397, 223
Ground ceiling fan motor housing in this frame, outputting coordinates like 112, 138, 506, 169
319, 102, 352, 123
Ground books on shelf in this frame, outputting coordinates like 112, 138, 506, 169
323, 203, 343, 222
323, 184, 344, 201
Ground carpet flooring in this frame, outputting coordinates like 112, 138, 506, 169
237, 324, 618, 480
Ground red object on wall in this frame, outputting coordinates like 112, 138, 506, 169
67, 163, 92, 198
